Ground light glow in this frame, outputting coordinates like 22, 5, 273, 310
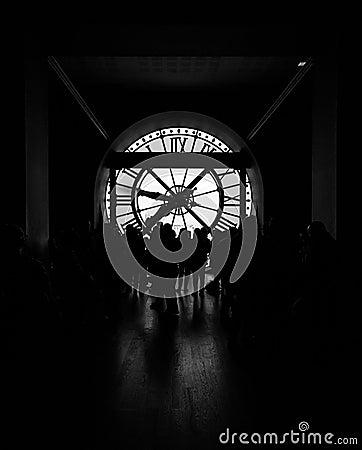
105, 126, 253, 233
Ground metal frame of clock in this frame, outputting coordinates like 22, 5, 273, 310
103, 126, 253, 235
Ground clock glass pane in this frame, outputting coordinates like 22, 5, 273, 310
105, 127, 252, 234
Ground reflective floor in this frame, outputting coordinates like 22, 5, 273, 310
96, 291, 256, 449
90, 289, 358, 449
3, 287, 359, 449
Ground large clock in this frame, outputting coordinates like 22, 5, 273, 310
105, 126, 252, 234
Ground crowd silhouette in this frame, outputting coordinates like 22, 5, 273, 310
1, 217, 338, 360
1, 216, 343, 447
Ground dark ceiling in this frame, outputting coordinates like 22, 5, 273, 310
36, 22, 337, 125
41, 22, 337, 147
25, 23, 335, 90
30, 23, 335, 56
56, 56, 305, 90
51, 52, 312, 139
47, 22, 331, 92
16, 23, 340, 229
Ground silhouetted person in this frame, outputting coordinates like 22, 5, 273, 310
191, 227, 211, 296
219, 226, 242, 320
147, 222, 163, 296
227, 223, 263, 352
206, 229, 226, 295
177, 228, 193, 293
160, 223, 181, 314
291, 221, 337, 358
0, 224, 53, 354
51, 227, 102, 327
126, 225, 147, 292
149, 223, 180, 316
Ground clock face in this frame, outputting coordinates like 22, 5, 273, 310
105, 127, 252, 234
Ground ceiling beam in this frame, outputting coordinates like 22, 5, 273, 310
106, 152, 250, 169
48, 56, 109, 140
33, 24, 335, 56
247, 57, 313, 141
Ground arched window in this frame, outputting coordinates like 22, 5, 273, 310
95, 112, 263, 234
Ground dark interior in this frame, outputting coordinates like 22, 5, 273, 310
2, 23, 358, 450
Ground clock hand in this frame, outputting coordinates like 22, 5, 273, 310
144, 201, 177, 231
137, 189, 170, 201
185, 168, 209, 190
147, 169, 175, 195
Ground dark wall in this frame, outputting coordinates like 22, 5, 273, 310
48, 69, 312, 234
2, 55, 25, 229
49, 71, 106, 232
252, 71, 313, 231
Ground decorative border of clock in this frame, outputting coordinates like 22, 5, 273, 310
94, 111, 263, 232
97, 112, 262, 294
104, 126, 253, 234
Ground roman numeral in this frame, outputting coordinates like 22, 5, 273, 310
116, 210, 133, 218
116, 182, 133, 189
219, 169, 236, 179
224, 194, 240, 204
216, 215, 236, 231
200, 143, 217, 153
170, 137, 188, 152
123, 168, 139, 179
222, 209, 240, 218
121, 216, 139, 228
116, 194, 133, 206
